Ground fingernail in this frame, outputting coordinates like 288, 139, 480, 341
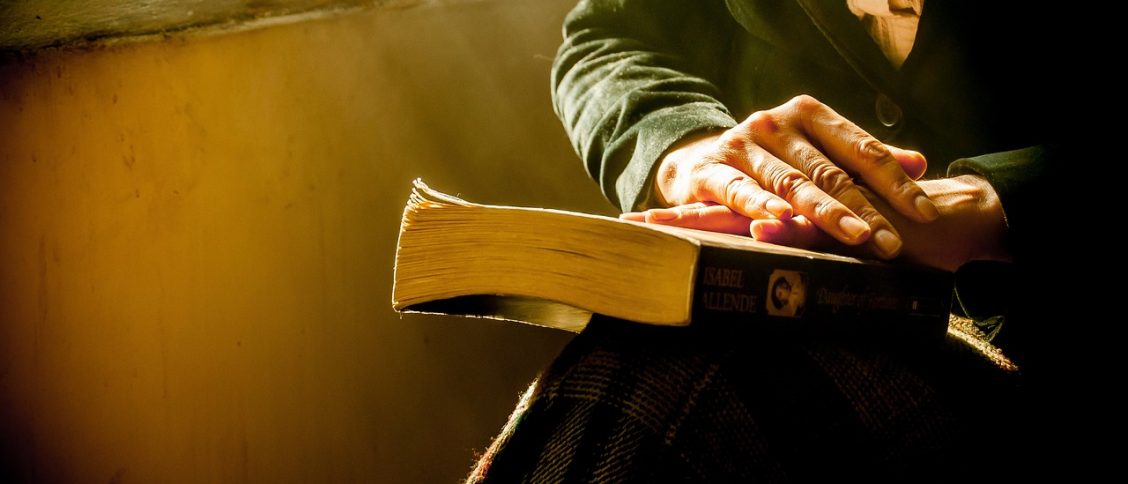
619, 212, 644, 220
837, 216, 870, 241
649, 209, 678, 222
750, 220, 777, 238
766, 199, 792, 219
873, 229, 902, 258
914, 194, 939, 221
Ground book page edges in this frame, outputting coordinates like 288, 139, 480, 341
400, 179, 699, 325
410, 179, 866, 266
395, 181, 954, 336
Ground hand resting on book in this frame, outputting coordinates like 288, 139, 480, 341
624, 174, 1007, 272
651, 95, 938, 260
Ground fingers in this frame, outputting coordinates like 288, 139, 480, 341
888, 146, 927, 180
644, 95, 932, 260
621, 202, 753, 235
752, 216, 887, 260
691, 162, 793, 220
624, 207, 901, 261
825, 182, 904, 258
716, 132, 873, 245
746, 127, 903, 256
790, 96, 939, 223
750, 216, 827, 249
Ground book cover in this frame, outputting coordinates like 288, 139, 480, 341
393, 180, 954, 339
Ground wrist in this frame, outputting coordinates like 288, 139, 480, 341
945, 174, 1010, 263
654, 131, 724, 208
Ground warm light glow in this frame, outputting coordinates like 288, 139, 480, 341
0, 1, 595, 482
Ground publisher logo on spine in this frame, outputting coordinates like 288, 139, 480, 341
766, 270, 807, 318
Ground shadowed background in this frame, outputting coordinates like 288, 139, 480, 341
0, 0, 608, 481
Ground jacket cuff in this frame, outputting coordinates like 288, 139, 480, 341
945, 145, 1053, 347
612, 104, 736, 212
945, 145, 1049, 263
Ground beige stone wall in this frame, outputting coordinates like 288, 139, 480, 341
0, 1, 607, 482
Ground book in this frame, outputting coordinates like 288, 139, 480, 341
392, 180, 954, 338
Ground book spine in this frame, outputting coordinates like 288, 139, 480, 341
691, 246, 954, 340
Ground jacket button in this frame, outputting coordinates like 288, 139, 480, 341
875, 94, 902, 128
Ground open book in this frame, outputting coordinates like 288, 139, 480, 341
393, 180, 953, 337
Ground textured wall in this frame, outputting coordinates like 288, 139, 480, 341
0, 0, 371, 51
0, 1, 606, 482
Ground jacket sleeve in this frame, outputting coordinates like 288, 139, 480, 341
947, 145, 1057, 265
946, 145, 1063, 352
551, 0, 740, 212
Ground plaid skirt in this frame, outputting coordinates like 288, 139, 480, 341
466, 315, 1041, 483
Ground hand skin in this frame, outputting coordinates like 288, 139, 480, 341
623, 174, 1008, 272
652, 95, 938, 259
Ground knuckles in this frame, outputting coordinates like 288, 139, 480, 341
740, 110, 778, 136
807, 163, 853, 196
856, 137, 892, 162
767, 169, 809, 201
719, 130, 749, 152
724, 177, 755, 208
786, 94, 821, 113
849, 201, 885, 226
812, 196, 841, 220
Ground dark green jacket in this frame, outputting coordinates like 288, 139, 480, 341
552, 0, 1064, 251
551, 0, 1074, 366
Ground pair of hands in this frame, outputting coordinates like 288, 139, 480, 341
620, 95, 1008, 272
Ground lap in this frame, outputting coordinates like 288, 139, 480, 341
471, 315, 1032, 483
